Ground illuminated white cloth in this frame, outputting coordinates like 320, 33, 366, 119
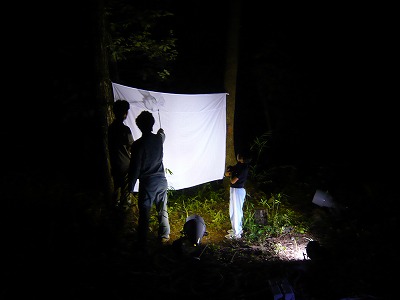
112, 82, 227, 191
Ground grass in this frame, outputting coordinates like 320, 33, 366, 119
127, 177, 314, 244
3, 130, 319, 256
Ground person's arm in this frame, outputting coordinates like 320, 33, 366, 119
225, 165, 239, 184
225, 166, 232, 178
157, 128, 166, 143
230, 176, 239, 184
127, 129, 134, 148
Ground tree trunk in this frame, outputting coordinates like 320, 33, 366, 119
224, 0, 241, 190
94, 0, 114, 205
224, 0, 241, 167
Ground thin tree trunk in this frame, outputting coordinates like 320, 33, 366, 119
224, 0, 241, 189
94, 0, 114, 205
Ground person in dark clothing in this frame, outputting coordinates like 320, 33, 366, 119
108, 100, 134, 210
128, 111, 170, 246
224, 151, 252, 239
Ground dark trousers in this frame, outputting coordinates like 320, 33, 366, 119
137, 176, 170, 243
112, 172, 130, 209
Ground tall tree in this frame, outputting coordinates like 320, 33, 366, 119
94, 0, 178, 204
94, 0, 115, 204
95, 0, 241, 200
106, 0, 177, 88
224, 0, 241, 168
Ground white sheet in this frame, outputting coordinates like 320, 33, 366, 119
112, 82, 227, 191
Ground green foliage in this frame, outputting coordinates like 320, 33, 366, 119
242, 193, 311, 243
243, 190, 311, 243
129, 133, 312, 244
250, 131, 272, 164
248, 131, 273, 184
106, 0, 178, 82
147, 182, 310, 243
167, 183, 229, 234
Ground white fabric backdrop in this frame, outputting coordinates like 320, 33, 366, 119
112, 82, 227, 191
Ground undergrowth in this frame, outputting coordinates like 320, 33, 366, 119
125, 131, 314, 244
128, 179, 313, 244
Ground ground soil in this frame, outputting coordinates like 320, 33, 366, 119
70, 205, 386, 300
2, 176, 394, 300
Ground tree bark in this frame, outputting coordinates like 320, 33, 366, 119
224, 0, 241, 167
94, 0, 114, 205
224, 0, 241, 191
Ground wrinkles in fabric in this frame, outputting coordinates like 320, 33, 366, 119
229, 187, 246, 237
112, 82, 226, 191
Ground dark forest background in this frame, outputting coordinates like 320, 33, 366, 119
1, 2, 397, 299
3, 1, 397, 205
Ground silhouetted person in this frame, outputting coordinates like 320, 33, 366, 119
128, 111, 170, 248
108, 100, 134, 210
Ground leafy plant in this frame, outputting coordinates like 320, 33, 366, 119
127, 133, 312, 245
106, 0, 178, 82
241, 192, 311, 243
